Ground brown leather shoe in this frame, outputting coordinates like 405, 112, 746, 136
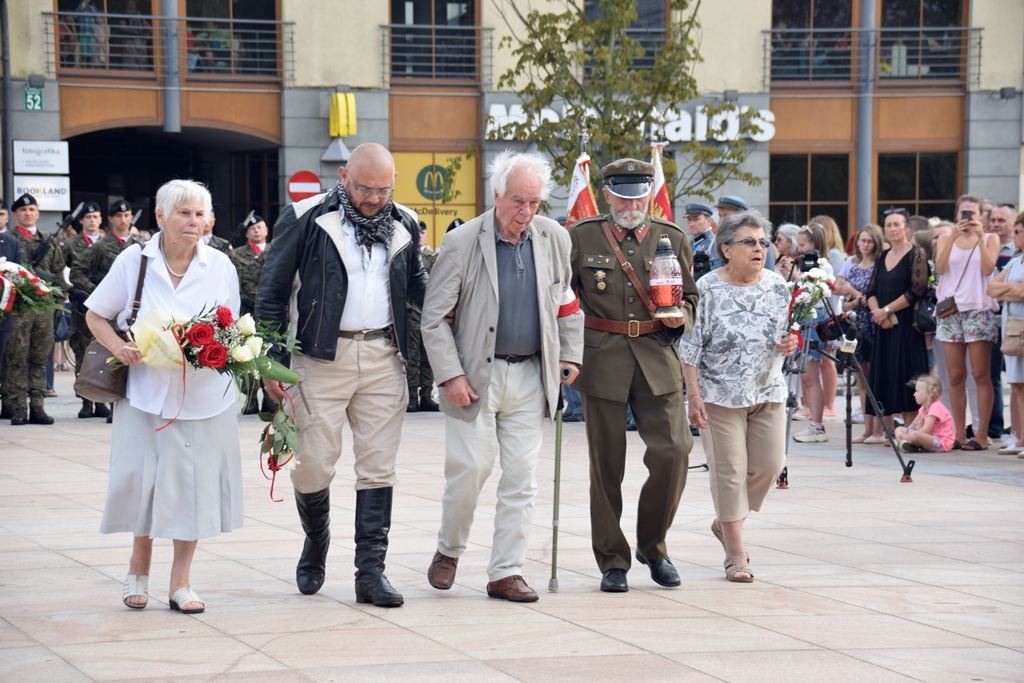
486, 575, 538, 602
427, 550, 458, 590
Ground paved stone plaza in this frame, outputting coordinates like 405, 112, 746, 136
2, 370, 1023, 682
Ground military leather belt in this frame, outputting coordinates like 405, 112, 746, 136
585, 315, 664, 338
495, 352, 539, 364
338, 326, 392, 341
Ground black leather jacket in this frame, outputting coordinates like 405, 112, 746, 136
256, 187, 428, 365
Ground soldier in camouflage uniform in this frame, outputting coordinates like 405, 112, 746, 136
2, 194, 66, 425
229, 214, 272, 414
69, 200, 137, 420
62, 202, 106, 418
405, 222, 438, 412
203, 209, 233, 254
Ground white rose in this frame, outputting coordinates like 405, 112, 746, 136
236, 313, 257, 336
245, 336, 263, 357
230, 345, 255, 363
806, 268, 825, 280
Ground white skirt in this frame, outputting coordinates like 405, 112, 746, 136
100, 401, 244, 541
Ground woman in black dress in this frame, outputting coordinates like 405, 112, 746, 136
865, 208, 929, 433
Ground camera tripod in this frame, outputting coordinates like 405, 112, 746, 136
780, 298, 916, 484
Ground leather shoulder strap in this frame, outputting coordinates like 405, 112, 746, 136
127, 247, 149, 327
600, 220, 655, 314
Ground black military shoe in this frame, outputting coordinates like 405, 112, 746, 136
600, 568, 628, 593
406, 389, 419, 413
635, 551, 680, 587
79, 400, 95, 419
418, 393, 439, 412
29, 407, 55, 425
11, 409, 28, 426
92, 402, 110, 419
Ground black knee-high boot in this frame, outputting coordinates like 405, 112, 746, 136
353, 487, 404, 607
294, 488, 331, 595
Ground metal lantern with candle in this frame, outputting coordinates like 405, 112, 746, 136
650, 234, 684, 318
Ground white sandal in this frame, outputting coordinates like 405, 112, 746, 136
169, 586, 205, 614
122, 574, 149, 609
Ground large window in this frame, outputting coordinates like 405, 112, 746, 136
584, 0, 667, 71
769, 153, 850, 234
56, 0, 156, 70
185, 0, 277, 76
389, 1, 478, 80
771, 0, 853, 81
231, 151, 280, 241
876, 152, 958, 222
879, 0, 965, 80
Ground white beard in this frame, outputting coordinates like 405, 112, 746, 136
611, 208, 647, 230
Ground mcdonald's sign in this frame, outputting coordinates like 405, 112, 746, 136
416, 165, 447, 200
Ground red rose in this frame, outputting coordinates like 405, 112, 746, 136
197, 341, 228, 368
184, 322, 216, 346
216, 306, 234, 329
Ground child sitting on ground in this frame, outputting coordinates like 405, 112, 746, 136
895, 375, 955, 453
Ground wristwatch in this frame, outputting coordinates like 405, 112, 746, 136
883, 305, 891, 314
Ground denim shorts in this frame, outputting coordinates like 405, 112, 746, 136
935, 308, 999, 344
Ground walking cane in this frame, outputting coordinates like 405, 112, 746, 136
549, 368, 571, 592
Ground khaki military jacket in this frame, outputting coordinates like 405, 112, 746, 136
229, 243, 264, 313
568, 214, 698, 401
16, 228, 67, 293
70, 233, 138, 295
62, 233, 97, 272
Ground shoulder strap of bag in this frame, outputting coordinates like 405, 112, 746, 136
950, 242, 979, 293
600, 220, 656, 315
127, 247, 149, 327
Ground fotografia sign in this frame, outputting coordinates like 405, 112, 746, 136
14, 141, 70, 175
14, 175, 72, 212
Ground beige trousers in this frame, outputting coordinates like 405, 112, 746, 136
288, 336, 408, 494
700, 401, 786, 523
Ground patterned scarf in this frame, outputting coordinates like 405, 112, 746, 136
337, 183, 395, 248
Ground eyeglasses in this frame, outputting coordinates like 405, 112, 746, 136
728, 237, 771, 249
349, 181, 394, 198
884, 207, 910, 218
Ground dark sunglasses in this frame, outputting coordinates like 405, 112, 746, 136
884, 207, 910, 218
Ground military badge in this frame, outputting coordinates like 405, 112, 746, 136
595, 270, 607, 291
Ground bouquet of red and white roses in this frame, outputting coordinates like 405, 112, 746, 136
0, 257, 64, 321
787, 258, 837, 334
109, 305, 301, 496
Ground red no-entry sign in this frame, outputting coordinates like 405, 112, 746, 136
288, 171, 322, 202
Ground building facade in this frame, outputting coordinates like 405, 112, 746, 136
1, 0, 1021, 243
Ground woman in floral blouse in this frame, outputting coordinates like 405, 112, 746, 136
681, 211, 799, 583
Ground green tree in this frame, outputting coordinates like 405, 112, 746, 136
446, 0, 761, 209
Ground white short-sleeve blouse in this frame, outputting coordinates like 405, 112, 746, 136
86, 237, 241, 420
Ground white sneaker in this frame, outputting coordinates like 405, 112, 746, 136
851, 410, 864, 424
792, 406, 812, 421
1000, 433, 1017, 449
793, 425, 828, 443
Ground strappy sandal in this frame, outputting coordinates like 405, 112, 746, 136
122, 574, 149, 609
724, 556, 754, 583
169, 586, 205, 614
711, 519, 750, 563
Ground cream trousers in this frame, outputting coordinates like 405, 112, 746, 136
437, 356, 546, 582
288, 336, 408, 494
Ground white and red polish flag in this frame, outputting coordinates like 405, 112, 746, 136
649, 142, 673, 222
565, 154, 599, 228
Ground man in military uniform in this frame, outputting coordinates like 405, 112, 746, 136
61, 202, 106, 418
0, 219, 23, 406
203, 209, 233, 254
2, 194, 66, 425
68, 200, 137, 420
568, 159, 698, 593
229, 213, 273, 415
406, 222, 438, 412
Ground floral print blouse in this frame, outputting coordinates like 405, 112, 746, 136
679, 269, 792, 408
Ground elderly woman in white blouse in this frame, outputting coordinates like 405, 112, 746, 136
681, 211, 799, 583
85, 179, 243, 614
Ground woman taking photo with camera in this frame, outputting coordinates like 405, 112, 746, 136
865, 208, 930, 436
934, 194, 1000, 450
791, 224, 835, 442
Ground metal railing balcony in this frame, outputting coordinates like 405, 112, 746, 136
763, 26, 981, 89
583, 27, 666, 79
43, 11, 294, 88
381, 24, 493, 88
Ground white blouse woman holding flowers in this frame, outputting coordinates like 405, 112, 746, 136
85, 179, 242, 615
681, 211, 799, 583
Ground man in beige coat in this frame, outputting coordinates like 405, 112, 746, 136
421, 151, 584, 602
